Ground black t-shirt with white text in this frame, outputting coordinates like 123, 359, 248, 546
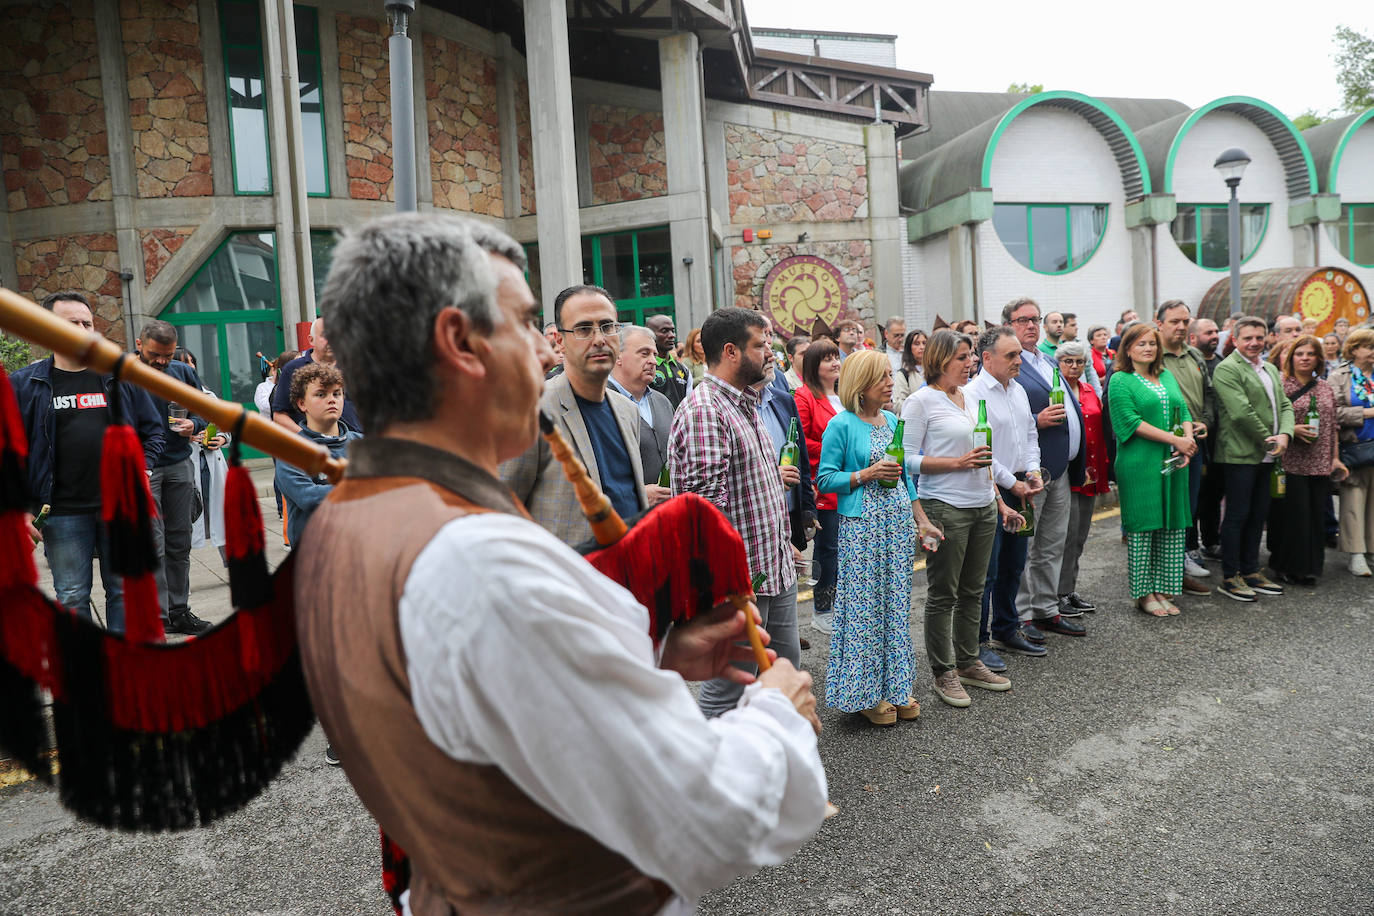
49, 368, 110, 514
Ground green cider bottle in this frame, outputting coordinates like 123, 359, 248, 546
1306, 400, 1320, 438
881, 419, 905, 489
779, 417, 801, 483
657, 463, 670, 488
973, 399, 993, 460
1049, 367, 1065, 422
1270, 457, 1287, 499
1162, 404, 1186, 475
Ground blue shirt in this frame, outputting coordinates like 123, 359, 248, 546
575, 393, 640, 522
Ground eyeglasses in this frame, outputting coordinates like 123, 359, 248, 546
1058, 358, 1086, 366
1011, 316, 1043, 326
559, 321, 622, 340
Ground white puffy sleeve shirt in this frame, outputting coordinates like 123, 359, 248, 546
399, 513, 828, 911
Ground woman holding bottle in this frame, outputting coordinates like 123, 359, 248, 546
1107, 324, 1196, 616
901, 330, 1021, 708
816, 350, 922, 725
1268, 335, 1345, 585
795, 339, 843, 631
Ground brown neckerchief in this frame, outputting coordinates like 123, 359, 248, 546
343, 436, 524, 516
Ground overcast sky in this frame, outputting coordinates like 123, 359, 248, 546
743, 0, 1374, 120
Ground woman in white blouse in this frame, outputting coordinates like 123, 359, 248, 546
902, 330, 1023, 709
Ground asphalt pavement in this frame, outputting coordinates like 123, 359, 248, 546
2, 507, 1372, 915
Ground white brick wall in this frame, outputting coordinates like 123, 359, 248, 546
980, 107, 1134, 332
1156, 112, 1293, 312
901, 232, 923, 326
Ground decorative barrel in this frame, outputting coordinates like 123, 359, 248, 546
1198, 267, 1369, 336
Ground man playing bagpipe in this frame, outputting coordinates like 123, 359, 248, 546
293, 213, 828, 915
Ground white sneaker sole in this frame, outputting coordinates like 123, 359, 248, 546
958, 675, 1012, 692
933, 686, 971, 708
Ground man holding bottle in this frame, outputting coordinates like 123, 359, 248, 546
1005, 298, 1087, 641
968, 326, 1045, 666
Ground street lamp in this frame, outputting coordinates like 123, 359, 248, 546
385, 0, 417, 212
1213, 147, 1250, 316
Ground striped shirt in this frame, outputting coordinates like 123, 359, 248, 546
668, 373, 796, 596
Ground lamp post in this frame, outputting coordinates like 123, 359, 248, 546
1213, 147, 1251, 317
385, 0, 417, 212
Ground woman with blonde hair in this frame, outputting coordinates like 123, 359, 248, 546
680, 327, 707, 381
816, 349, 923, 725
1108, 323, 1196, 616
1329, 327, 1374, 575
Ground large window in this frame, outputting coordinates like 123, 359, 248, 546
162, 232, 284, 411
294, 6, 328, 196
525, 226, 675, 326
220, 1, 329, 196
992, 203, 1107, 274
309, 229, 339, 300
1327, 204, 1374, 267
222, 0, 271, 194
1171, 203, 1268, 269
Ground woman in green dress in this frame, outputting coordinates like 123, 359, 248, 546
1107, 324, 1198, 617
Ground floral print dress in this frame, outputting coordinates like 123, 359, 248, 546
825, 423, 918, 712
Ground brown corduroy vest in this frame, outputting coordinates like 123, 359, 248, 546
295, 438, 673, 915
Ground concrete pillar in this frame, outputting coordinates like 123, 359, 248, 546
495, 34, 522, 219
659, 32, 712, 329
262, 0, 314, 327
1129, 224, 1155, 315
523, 0, 582, 319
866, 123, 903, 325
946, 225, 977, 323
94, 0, 142, 347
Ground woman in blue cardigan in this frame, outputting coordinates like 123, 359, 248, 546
816, 350, 928, 726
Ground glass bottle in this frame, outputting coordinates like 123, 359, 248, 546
1161, 404, 1185, 475
881, 419, 905, 489
1271, 458, 1287, 498
779, 417, 800, 474
973, 399, 994, 480
1049, 367, 1065, 423
1306, 400, 1320, 439
657, 463, 670, 489
1016, 495, 1037, 536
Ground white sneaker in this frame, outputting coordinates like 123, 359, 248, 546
1350, 553, 1372, 577
811, 612, 834, 635
1184, 551, 1210, 578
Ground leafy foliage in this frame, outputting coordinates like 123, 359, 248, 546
1006, 82, 1044, 95
1334, 25, 1374, 113
1, 333, 34, 374
1291, 108, 1332, 130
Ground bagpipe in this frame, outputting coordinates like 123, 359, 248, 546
0, 286, 774, 840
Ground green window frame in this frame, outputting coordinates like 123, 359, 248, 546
991, 203, 1108, 275
1326, 204, 1374, 268
524, 226, 675, 327
221, 0, 272, 195
294, 5, 329, 197
1170, 203, 1269, 270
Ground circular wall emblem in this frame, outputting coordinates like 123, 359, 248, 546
1299, 278, 1336, 326
762, 255, 848, 337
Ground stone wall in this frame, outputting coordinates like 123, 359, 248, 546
724, 123, 868, 224
14, 234, 125, 341
141, 227, 196, 285
587, 105, 667, 204
124, 0, 212, 198
424, 34, 501, 216
0, 0, 111, 211
731, 241, 874, 321
517, 76, 534, 214
338, 14, 392, 201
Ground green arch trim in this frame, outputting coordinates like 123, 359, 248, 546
1329, 108, 1374, 194
1162, 95, 1318, 197
980, 90, 1153, 197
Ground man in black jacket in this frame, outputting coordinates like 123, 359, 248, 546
11, 292, 166, 633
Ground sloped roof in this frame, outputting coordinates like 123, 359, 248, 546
1303, 109, 1374, 193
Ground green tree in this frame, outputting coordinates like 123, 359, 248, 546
1334, 25, 1374, 113
1, 333, 33, 373
1291, 108, 1332, 130
1006, 82, 1044, 95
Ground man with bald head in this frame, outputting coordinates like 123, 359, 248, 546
271, 315, 364, 433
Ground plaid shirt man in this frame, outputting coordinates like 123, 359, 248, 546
668, 373, 795, 596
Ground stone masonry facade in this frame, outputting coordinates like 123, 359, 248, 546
141, 227, 196, 285
732, 241, 874, 322
0, 0, 111, 211
587, 105, 667, 205
124, 0, 212, 198
424, 34, 502, 217
14, 234, 125, 340
517, 76, 535, 215
338, 14, 392, 202
725, 123, 868, 224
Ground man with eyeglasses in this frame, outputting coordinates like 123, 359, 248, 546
501, 285, 647, 546
1004, 297, 1087, 641
645, 314, 692, 409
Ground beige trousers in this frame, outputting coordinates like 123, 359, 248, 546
1338, 465, 1374, 555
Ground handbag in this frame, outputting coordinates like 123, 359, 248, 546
1339, 438, 1374, 470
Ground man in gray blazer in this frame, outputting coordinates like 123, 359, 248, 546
501, 285, 647, 546
609, 324, 674, 504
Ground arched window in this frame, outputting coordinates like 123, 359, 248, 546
1327, 205, 1374, 267
992, 203, 1108, 274
1170, 204, 1267, 269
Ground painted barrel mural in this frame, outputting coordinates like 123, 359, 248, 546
1198, 267, 1369, 335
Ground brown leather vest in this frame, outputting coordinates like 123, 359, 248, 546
294, 438, 672, 915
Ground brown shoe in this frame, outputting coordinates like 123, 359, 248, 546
859, 702, 897, 726
1181, 576, 1211, 596
957, 660, 1012, 692
933, 671, 971, 707
894, 697, 921, 720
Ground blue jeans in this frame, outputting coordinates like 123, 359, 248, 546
42, 512, 125, 634
813, 508, 839, 610
1219, 462, 1272, 578
980, 487, 1028, 643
